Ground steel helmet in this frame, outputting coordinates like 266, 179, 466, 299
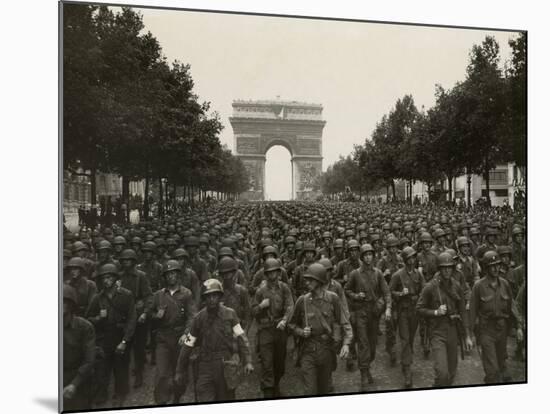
66, 257, 86, 270
437, 252, 455, 268
322, 231, 332, 239
386, 236, 399, 248
497, 245, 512, 257
370, 233, 381, 242
284, 236, 297, 245
419, 232, 433, 243
113, 236, 127, 246
218, 247, 234, 258
456, 236, 470, 248
303, 242, 317, 253
219, 257, 238, 273
433, 229, 446, 240
347, 239, 360, 250
163, 260, 182, 274
304, 263, 328, 285
72, 241, 88, 253
97, 240, 112, 251
333, 239, 345, 249
360, 243, 375, 256
184, 236, 199, 247
469, 227, 481, 236
119, 249, 137, 261
131, 236, 142, 245
318, 257, 334, 271
63, 284, 78, 305
202, 278, 224, 295
141, 241, 157, 252
262, 245, 279, 257
98, 263, 119, 277
172, 248, 189, 259
63, 249, 72, 259
445, 249, 459, 260
401, 246, 417, 261
264, 258, 282, 273
512, 226, 524, 236
482, 250, 501, 267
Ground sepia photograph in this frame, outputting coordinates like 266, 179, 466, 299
60, 1, 527, 412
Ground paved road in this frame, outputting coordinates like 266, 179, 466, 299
95, 322, 526, 410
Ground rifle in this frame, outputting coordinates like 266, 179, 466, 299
452, 315, 465, 360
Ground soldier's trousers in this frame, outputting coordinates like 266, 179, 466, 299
154, 330, 187, 404
419, 318, 430, 353
196, 359, 231, 402
384, 316, 397, 356
354, 309, 379, 371
397, 309, 418, 367
348, 311, 357, 361
431, 322, 458, 387
479, 319, 509, 383
299, 340, 334, 395
96, 344, 131, 400
257, 328, 287, 396
133, 321, 149, 374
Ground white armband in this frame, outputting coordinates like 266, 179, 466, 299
232, 323, 245, 337
183, 333, 197, 347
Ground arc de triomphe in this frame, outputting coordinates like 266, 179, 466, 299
229, 99, 326, 201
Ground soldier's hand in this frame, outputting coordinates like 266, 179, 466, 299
174, 372, 184, 386
384, 308, 392, 321
517, 328, 524, 342
303, 326, 312, 338
115, 341, 127, 354
178, 334, 187, 346
402, 287, 409, 296
339, 344, 350, 359
99, 309, 107, 319
244, 363, 254, 375
63, 384, 76, 399
384, 269, 391, 276
465, 335, 473, 352
437, 304, 447, 316
358, 292, 366, 300
259, 298, 270, 309
138, 313, 147, 324
155, 309, 165, 319
277, 320, 286, 330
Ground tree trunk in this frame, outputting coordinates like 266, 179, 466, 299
447, 175, 453, 203
466, 169, 472, 208
90, 167, 97, 207
390, 180, 396, 201
485, 168, 491, 207
122, 176, 130, 223
143, 172, 150, 219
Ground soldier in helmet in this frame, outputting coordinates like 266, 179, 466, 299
417, 232, 438, 282
469, 227, 482, 257
456, 236, 481, 289
172, 248, 201, 304
184, 236, 209, 282
330, 239, 346, 268
199, 235, 218, 274
64, 257, 98, 317
476, 228, 499, 261
217, 257, 251, 330
470, 251, 522, 383
118, 248, 153, 388
112, 236, 127, 261
252, 258, 294, 398
130, 237, 144, 264
335, 239, 361, 287
63, 284, 96, 411
92, 240, 120, 282
293, 242, 319, 298
287, 263, 352, 395
280, 235, 297, 267
149, 260, 196, 404
72, 241, 95, 280
319, 258, 349, 319
175, 279, 254, 402
511, 226, 525, 267
389, 247, 425, 388
416, 252, 473, 387
316, 231, 334, 260
431, 229, 448, 254
217, 247, 248, 287
345, 244, 391, 389
251, 247, 289, 294
86, 263, 137, 407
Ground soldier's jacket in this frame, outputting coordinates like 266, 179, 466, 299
287, 290, 353, 346
329, 254, 345, 268
377, 253, 404, 283
181, 267, 201, 305
475, 242, 498, 260
178, 305, 252, 365
200, 252, 218, 274
221, 283, 251, 330
326, 279, 350, 319
432, 269, 472, 306
416, 276, 469, 334
91, 257, 120, 280
189, 255, 209, 282
431, 243, 447, 255
512, 242, 526, 267
284, 259, 298, 283
469, 276, 520, 328
236, 249, 250, 275
149, 285, 196, 333
119, 268, 153, 315
417, 250, 438, 281
235, 257, 249, 282
63, 315, 96, 387
252, 281, 293, 333
457, 254, 480, 288
335, 258, 361, 285
137, 259, 163, 292
388, 267, 425, 312
515, 281, 526, 330
86, 287, 137, 345
293, 261, 318, 298
280, 251, 296, 267
345, 264, 391, 313
316, 246, 334, 260
65, 277, 97, 317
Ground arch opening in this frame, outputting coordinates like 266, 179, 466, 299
264, 145, 293, 201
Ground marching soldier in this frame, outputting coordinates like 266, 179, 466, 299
287, 263, 352, 395
469, 251, 522, 384
416, 252, 473, 387
86, 263, 137, 407
389, 246, 425, 388
149, 260, 196, 404
345, 244, 392, 389
184, 236, 210, 282
175, 279, 254, 402
218, 257, 251, 330
293, 242, 319, 298
252, 258, 294, 397
64, 257, 98, 317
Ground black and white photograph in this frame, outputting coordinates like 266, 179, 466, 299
59, 1, 528, 412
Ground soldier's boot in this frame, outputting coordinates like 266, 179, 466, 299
134, 371, 143, 389
389, 350, 397, 367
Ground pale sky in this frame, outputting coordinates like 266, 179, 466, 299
133, 7, 519, 200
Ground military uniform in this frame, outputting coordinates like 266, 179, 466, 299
287, 290, 352, 395
252, 280, 294, 397
221, 283, 251, 330
65, 277, 97, 317
150, 285, 196, 404
416, 275, 468, 386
